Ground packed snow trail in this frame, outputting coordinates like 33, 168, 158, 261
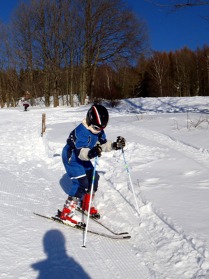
0, 105, 209, 278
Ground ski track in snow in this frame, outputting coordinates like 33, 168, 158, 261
137, 126, 209, 169
99, 155, 209, 279
0, 107, 209, 279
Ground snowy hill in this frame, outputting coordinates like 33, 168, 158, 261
1, 97, 209, 279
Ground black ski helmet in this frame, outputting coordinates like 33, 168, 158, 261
86, 104, 109, 129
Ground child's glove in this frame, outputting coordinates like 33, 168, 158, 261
88, 144, 102, 159
112, 136, 126, 150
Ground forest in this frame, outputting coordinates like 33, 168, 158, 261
0, 0, 209, 108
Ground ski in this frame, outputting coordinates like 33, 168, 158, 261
33, 212, 131, 240
76, 208, 129, 236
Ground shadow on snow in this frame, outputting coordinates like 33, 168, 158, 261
31, 229, 91, 279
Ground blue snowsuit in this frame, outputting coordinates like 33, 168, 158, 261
62, 121, 111, 199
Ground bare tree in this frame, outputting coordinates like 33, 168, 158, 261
0, 22, 6, 107
148, 52, 168, 97
12, 0, 70, 107
0, 21, 21, 107
11, 1, 36, 105
61, 1, 83, 106
31, 0, 67, 107
78, 0, 149, 103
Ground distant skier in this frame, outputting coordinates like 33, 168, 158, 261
23, 99, 30, 111
57, 104, 126, 227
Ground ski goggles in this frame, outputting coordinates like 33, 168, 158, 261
91, 124, 103, 131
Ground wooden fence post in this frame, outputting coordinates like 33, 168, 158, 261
41, 113, 46, 137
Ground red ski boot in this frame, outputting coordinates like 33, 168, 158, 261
58, 196, 85, 228
82, 193, 100, 219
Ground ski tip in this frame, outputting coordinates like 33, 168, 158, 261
81, 245, 86, 248
123, 235, 131, 239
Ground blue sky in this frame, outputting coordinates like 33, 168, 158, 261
128, 0, 209, 51
1, 0, 209, 52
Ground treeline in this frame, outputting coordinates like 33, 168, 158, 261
138, 46, 209, 98
0, 0, 209, 108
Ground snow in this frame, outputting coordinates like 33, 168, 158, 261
1, 96, 209, 279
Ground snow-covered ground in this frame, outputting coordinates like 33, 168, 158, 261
1, 96, 209, 279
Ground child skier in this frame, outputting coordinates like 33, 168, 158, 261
57, 104, 126, 228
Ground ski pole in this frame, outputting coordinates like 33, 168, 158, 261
122, 148, 139, 214
82, 156, 98, 248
